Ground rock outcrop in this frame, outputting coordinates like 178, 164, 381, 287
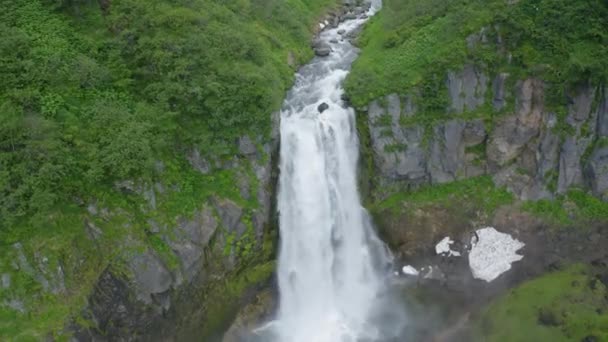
362, 69, 607, 202
63, 126, 279, 341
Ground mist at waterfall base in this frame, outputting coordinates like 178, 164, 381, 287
254, 2, 407, 341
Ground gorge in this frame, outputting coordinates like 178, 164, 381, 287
1, 0, 607, 341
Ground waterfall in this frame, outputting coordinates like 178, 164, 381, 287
264, 1, 404, 341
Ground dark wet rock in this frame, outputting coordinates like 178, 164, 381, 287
343, 12, 357, 20
223, 289, 276, 342
492, 73, 509, 110
318, 102, 329, 113
597, 88, 608, 137
537, 308, 561, 326
338, 29, 346, 35
314, 42, 332, 57
88, 268, 163, 341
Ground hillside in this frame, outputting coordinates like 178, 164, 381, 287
0, 0, 338, 340
346, 0, 608, 340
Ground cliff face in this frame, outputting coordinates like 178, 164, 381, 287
346, 1, 608, 340
364, 76, 608, 202
345, 0, 608, 252
72, 133, 279, 341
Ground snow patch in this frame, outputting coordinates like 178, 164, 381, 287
401, 265, 419, 276
468, 227, 525, 282
435, 236, 461, 257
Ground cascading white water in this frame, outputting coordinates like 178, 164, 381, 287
265, 1, 403, 341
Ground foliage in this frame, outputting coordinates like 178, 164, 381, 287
0, 0, 337, 338
474, 264, 608, 341
523, 189, 608, 226
346, 0, 608, 109
372, 176, 513, 216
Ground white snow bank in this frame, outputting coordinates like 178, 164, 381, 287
468, 227, 525, 282
401, 265, 419, 276
435, 237, 461, 257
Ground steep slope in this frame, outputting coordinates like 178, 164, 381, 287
0, 0, 339, 340
346, 0, 608, 243
346, 0, 608, 340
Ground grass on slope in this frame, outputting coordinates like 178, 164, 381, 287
523, 189, 608, 226
372, 176, 513, 217
346, 0, 608, 108
474, 264, 608, 342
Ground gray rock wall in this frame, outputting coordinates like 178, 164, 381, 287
363, 66, 607, 201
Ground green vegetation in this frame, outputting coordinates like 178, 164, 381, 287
475, 264, 608, 341
0, 0, 337, 339
373, 176, 513, 216
201, 261, 275, 340
346, 0, 608, 110
523, 189, 608, 226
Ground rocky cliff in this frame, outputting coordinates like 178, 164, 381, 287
363, 75, 607, 202
73, 132, 279, 341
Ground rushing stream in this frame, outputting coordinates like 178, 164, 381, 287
258, 1, 404, 341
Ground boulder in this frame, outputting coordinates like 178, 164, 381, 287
318, 102, 329, 113
343, 13, 357, 20
314, 42, 331, 57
